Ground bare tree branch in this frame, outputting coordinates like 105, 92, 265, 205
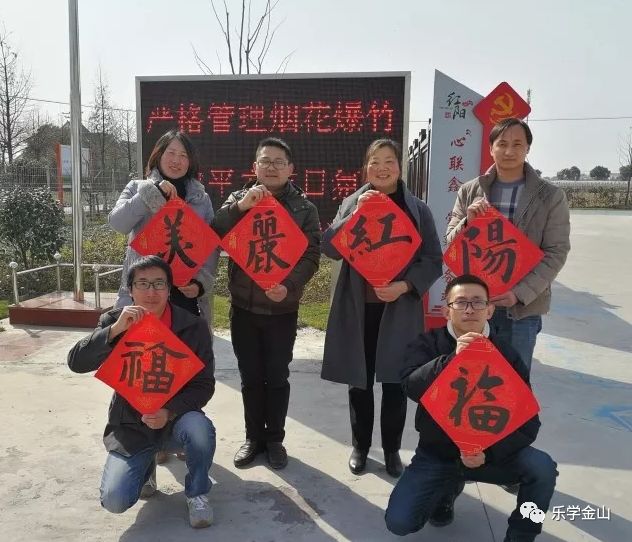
223, 0, 235, 74
199, 0, 289, 75
0, 27, 33, 164
246, 0, 253, 74
118, 109, 136, 173
238, 0, 245, 74
191, 44, 214, 75
275, 49, 295, 74
88, 66, 118, 173
255, 3, 273, 72
244, 0, 274, 73
258, 16, 285, 73
215, 50, 223, 75
619, 132, 632, 168
248, 0, 275, 48
618, 131, 632, 207
210, 0, 235, 74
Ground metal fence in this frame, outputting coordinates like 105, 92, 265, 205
407, 128, 430, 201
0, 164, 136, 215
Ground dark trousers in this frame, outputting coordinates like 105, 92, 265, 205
385, 446, 558, 541
230, 305, 298, 443
349, 303, 407, 453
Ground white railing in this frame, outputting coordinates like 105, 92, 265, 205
8, 253, 122, 309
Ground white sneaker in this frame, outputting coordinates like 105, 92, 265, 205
140, 468, 157, 499
187, 494, 213, 528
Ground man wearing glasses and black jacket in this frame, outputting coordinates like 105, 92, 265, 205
212, 137, 321, 470
385, 274, 557, 542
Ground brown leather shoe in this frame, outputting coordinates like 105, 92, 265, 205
266, 442, 288, 470
233, 440, 265, 468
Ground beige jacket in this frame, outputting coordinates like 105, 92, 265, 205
446, 163, 570, 319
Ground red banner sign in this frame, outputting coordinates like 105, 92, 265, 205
95, 313, 205, 414
473, 82, 531, 174
421, 337, 539, 455
131, 198, 220, 287
443, 207, 543, 297
221, 196, 309, 290
330, 193, 422, 287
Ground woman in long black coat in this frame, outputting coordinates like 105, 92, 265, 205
321, 139, 443, 477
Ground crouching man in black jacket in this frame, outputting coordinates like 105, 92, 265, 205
68, 256, 216, 529
385, 274, 557, 542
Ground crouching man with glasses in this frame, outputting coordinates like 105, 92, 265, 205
385, 274, 557, 542
68, 255, 217, 529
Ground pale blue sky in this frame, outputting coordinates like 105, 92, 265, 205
2, 0, 630, 176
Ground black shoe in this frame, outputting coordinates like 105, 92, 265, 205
233, 440, 264, 468
429, 481, 465, 527
266, 442, 288, 470
139, 466, 157, 499
384, 451, 403, 478
429, 500, 455, 527
348, 448, 368, 474
503, 533, 536, 542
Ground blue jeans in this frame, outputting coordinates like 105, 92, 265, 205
100, 411, 216, 513
385, 446, 557, 540
491, 308, 542, 372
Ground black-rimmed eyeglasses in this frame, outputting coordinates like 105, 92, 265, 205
447, 300, 489, 311
256, 158, 289, 169
132, 279, 168, 291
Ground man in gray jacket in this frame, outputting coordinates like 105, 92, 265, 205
447, 118, 570, 371
212, 137, 321, 470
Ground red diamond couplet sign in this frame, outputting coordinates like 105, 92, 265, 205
331, 193, 422, 287
421, 337, 539, 455
95, 313, 205, 414
443, 207, 544, 298
221, 195, 309, 290
131, 198, 221, 287
473, 82, 531, 174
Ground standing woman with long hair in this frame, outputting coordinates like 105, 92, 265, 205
109, 129, 218, 322
321, 139, 443, 478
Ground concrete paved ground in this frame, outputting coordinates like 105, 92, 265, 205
0, 209, 630, 542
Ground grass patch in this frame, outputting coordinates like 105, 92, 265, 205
212, 295, 231, 330
214, 256, 332, 304
298, 301, 329, 330
0, 299, 8, 331
211, 295, 329, 331
211, 258, 332, 331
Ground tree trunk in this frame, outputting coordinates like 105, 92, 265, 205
2, 59, 13, 163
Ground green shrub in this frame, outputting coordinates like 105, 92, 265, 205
58, 226, 127, 292
0, 187, 65, 269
